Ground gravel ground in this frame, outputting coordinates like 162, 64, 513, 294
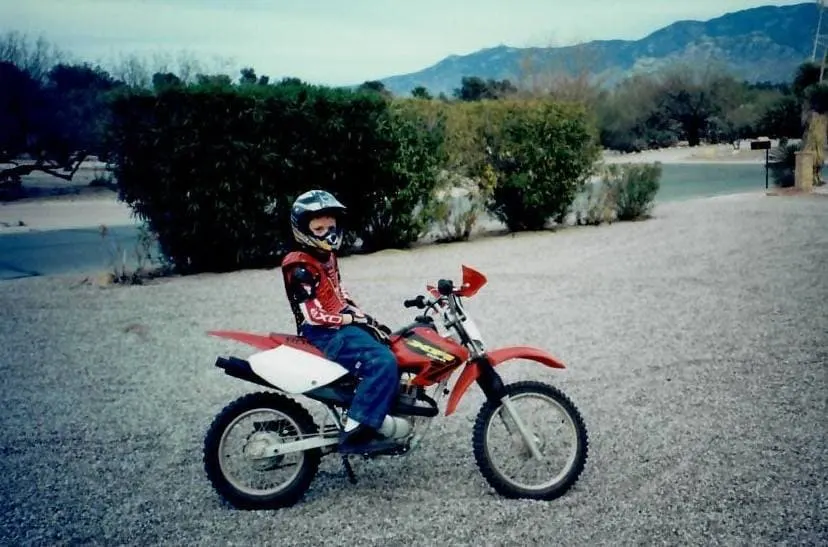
1, 191, 826, 546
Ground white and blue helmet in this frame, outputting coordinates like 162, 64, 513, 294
290, 189, 347, 251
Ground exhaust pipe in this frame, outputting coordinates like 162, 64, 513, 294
215, 356, 277, 389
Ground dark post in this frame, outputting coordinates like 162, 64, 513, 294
751, 140, 772, 189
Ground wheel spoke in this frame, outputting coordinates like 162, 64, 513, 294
204, 392, 322, 509
472, 381, 588, 501
500, 396, 543, 461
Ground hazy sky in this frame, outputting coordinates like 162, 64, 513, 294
1, 0, 811, 85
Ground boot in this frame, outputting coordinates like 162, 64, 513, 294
338, 424, 400, 455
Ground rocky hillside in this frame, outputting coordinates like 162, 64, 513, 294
378, 2, 819, 96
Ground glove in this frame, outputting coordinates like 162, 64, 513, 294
344, 312, 391, 343
343, 311, 368, 325
365, 314, 392, 336
365, 315, 391, 338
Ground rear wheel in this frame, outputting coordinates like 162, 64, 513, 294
203, 392, 321, 510
472, 381, 588, 500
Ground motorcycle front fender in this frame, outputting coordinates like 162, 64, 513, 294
444, 346, 566, 416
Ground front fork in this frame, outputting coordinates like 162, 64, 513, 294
474, 357, 543, 461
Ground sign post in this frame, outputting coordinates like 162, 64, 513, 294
751, 140, 771, 189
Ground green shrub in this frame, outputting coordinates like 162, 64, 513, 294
108, 87, 274, 273
98, 223, 166, 285
107, 82, 445, 273
806, 83, 828, 114
422, 169, 495, 242
483, 99, 601, 231
600, 162, 662, 221
769, 140, 798, 188
348, 99, 446, 251
391, 99, 503, 241
574, 177, 616, 226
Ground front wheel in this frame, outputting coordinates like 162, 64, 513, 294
203, 392, 322, 510
472, 381, 588, 500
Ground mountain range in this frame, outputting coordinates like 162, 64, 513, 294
377, 2, 819, 97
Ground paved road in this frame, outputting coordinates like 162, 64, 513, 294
0, 225, 146, 281
0, 181, 785, 282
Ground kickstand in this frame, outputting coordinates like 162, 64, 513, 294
341, 455, 357, 484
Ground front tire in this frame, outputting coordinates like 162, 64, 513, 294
203, 392, 322, 510
472, 381, 588, 500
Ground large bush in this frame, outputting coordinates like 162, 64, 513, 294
352, 99, 446, 250
483, 99, 600, 231
404, 100, 501, 241
395, 98, 600, 236
107, 81, 444, 273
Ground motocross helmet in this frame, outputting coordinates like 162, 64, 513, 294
290, 189, 347, 252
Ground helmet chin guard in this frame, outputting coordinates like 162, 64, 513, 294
290, 190, 347, 252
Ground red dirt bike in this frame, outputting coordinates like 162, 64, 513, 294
203, 265, 589, 510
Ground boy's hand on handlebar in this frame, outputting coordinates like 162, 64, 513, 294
342, 312, 391, 335
341, 312, 364, 325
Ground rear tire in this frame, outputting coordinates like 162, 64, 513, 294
203, 392, 321, 510
472, 381, 588, 500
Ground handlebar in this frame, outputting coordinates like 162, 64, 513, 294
404, 277, 459, 309
437, 278, 454, 296
403, 295, 428, 309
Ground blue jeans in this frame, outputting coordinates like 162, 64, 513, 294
300, 324, 400, 430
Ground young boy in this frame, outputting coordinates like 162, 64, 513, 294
280, 189, 400, 455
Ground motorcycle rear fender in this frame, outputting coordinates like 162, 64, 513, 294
208, 330, 349, 393
248, 345, 349, 394
444, 346, 566, 416
207, 330, 281, 350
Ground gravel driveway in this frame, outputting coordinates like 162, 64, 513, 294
1, 191, 826, 546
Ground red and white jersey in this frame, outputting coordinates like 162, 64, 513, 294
281, 250, 360, 331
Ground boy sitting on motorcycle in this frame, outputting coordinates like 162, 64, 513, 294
280, 189, 401, 455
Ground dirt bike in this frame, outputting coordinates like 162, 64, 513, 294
203, 264, 589, 510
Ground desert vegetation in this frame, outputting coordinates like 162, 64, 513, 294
2, 31, 824, 275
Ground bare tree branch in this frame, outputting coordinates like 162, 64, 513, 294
1, 151, 89, 181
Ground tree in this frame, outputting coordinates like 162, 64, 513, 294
454, 76, 489, 101
704, 76, 763, 144
109, 53, 152, 89
0, 61, 119, 192
515, 41, 606, 107
195, 73, 233, 88
453, 76, 517, 101
0, 31, 65, 83
793, 62, 821, 99
358, 80, 392, 98
756, 95, 803, 138
239, 67, 257, 85
653, 67, 728, 147
46, 63, 120, 155
238, 67, 269, 86
411, 86, 432, 100
0, 62, 48, 162
152, 71, 183, 92
794, 62, 828, 185
596, 73, 680, 152
277, 76, 305, 87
